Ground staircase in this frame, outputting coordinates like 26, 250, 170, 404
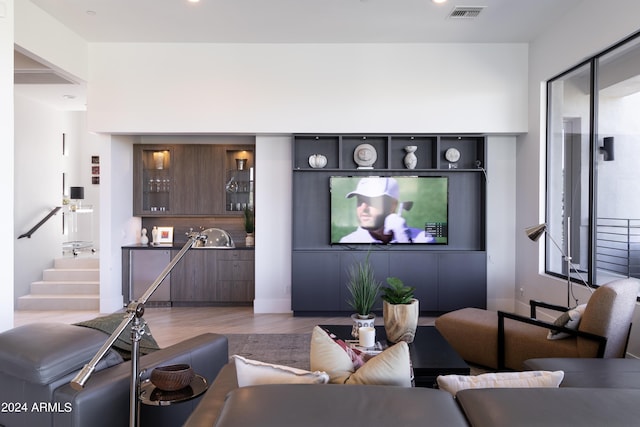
17, 257, 100, 310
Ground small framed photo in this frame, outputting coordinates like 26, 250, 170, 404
92, 166, 100, 175
92, 176, 100, 185
91, 156, 100, 164
156, 226, 174, 245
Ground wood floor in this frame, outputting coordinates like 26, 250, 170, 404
14, 306, 436, 347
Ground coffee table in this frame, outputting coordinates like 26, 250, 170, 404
321, 325, 470, 388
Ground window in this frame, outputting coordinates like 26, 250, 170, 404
547, 32, 640, 292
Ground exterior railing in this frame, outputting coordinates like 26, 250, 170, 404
596, 217, 640, 279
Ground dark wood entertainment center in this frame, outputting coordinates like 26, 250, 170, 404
291, 134, 487, 315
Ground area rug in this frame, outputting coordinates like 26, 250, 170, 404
226, 333, 311, 370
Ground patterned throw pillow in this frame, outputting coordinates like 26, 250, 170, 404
309, 326, 412, 387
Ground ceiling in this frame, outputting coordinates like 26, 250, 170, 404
16, 0, 582, 110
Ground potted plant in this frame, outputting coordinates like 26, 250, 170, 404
346, 252, 381, 337
243, 205, 255, 247
381, 277, 419, 343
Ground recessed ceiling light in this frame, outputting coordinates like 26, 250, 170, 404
86, 10, 96, 16
432, 0, 448, 4
63, 95, 76, 100
187, 0, 200, 3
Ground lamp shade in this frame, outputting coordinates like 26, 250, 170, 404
70, 186, 85, 200
525, 223, 547, 242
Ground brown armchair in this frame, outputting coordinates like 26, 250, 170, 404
435, 278, 640, 370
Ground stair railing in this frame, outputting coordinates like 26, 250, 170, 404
18, 206, 62, 239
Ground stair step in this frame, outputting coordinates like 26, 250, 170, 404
30, 281, 99, 295
43, 268, 99, 282
54, 257, 100, 269
17, 294, 99, 311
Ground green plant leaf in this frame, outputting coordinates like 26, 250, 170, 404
345, 251, 381, 316
381, 276, 415, 304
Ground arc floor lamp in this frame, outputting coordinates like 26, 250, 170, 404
525, 216, 591, 307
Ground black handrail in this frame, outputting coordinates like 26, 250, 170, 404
18, 206, 62, 239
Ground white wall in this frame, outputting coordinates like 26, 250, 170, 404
521, 0, 640, 356
99, 135, 139, 313
87, 43, 528, 135
0, 0, 14, 332
486, 135, 517, 312
14, 95, 66, 302
253, 135, 292, 313
14, 0, 88, 82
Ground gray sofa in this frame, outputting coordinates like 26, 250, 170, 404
0, 322, 228, 427
183, 358, 640, 427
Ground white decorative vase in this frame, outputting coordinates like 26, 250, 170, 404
383, 299, 419, 343
245, 233, 255, 247
404, 146, 418, 169
308, 154, 328, 168
351, 313, 376, 338
140, 228, 149, 245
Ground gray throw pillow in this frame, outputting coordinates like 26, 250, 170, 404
547, 304, 586, 340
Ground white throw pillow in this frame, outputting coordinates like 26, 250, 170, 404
547, 304, 587, 340
437, 370, 564, 397
232, 355, 329, 387
309, 326, 412, 387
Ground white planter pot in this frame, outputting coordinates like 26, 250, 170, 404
351, 313, 376, 338
383, 299, 419, 343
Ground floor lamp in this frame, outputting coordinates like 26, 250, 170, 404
525, 217, 576, 307
70, 230, 210, 427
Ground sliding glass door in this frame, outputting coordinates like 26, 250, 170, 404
595, 36, 640, 283
547, 31, 640, 294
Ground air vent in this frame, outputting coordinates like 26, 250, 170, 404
448, 6, 486, 19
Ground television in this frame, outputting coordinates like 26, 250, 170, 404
330, 176, 448, 245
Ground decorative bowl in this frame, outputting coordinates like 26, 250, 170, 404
150, 364, 195, 391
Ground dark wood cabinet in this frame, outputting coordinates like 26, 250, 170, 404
216, 250, 255, 302
133, 145, 174, 216
291, 252, 341, 312
291, 250, 486, 314
223, 147, 255, 214
170, 250, 216, 301
437, 252, 487, 311
169, 249, 254, 304
172, 145, 224, 215
291, 134, 487, 315
122, 247, 254, 305
133, 144, 254, 217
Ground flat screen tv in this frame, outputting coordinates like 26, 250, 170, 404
330, 176, 448, 245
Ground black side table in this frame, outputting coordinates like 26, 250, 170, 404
139, 375, 208, 406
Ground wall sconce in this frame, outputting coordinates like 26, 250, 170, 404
600, 137, 615, 161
